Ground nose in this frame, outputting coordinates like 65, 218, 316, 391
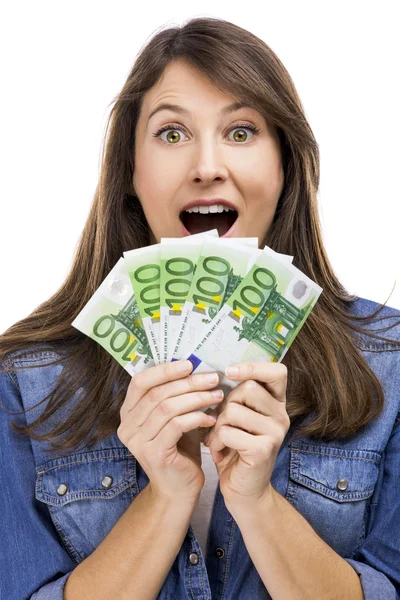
189, 135, 228, 185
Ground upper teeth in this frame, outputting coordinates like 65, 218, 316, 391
185, 204, 235, 214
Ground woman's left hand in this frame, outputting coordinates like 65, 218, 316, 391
203, 362, 290, 509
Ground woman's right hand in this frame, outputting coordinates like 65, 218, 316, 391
117, 359, 224, 503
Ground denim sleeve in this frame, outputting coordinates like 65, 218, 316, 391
0, 366, 76, 600
344, 413, 400, 600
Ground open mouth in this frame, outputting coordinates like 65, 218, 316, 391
179, 207, 239, 237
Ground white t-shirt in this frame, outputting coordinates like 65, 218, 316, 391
190, 441, 219, 556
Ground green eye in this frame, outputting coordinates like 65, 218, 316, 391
165, 130, 182, 144
230, 128, 251, 143
153, 122, 261, 145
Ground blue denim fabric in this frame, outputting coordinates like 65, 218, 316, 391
1, 296, 399, 599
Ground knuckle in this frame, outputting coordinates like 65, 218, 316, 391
271, 430, 285, 448
158, 399, 173, 416
259, 445, 271, 459
117, 425, 125, 444
264, 439, 277, 455
280, 412, 291, 431
226, 402, 239, 419
278, 363, 288, 378
127, 377, 136, 394
153, 448, 166, 466
186, 374, 196, 392
130, 372, 144, 392
170, 414, 183, 431
218, 424, 227, 441
147, 385, 161, 404
243, 379, 257, 394
276, 404, 289, 423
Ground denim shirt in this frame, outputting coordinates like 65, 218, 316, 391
1, 296, 400, 600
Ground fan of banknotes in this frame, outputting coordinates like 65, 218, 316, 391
72, 229, 323, 413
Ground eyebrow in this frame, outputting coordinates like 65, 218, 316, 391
147, 101, 253, 124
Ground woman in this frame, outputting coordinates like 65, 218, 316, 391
1, 17, 399, 600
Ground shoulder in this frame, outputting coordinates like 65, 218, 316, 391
2, 343, 66, 368
1, 343, 71, 416
346, 295, 400, 350
1, 342, 72, 388
346, 296, 400, 432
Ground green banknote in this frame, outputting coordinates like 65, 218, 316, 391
160, 229, 219, 363
123, 244, 162, 364
171, 236, 261, 362
185, 245, 323, 400
71, 257, 154, 376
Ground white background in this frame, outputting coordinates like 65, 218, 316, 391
1, 0, 399, 335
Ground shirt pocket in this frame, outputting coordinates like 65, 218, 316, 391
35, 447, 140, 563
286, 442, 381, 557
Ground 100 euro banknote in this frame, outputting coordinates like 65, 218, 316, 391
160, 230, 219, 363
171, 236, 260, 362
123, 244, 162, 365
71, 257, 154, 375
185, 245, 323, 397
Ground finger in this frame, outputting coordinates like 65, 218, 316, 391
225, 362, 287, 402
153, 410, 218, 453
138, 389, 223, 442
120, 360, 193, 420
206, 402, 286, 452
209, 401, 265, 440
210, 425, 262, 455
135, 387, 224, 438
224, 379, 284, 420
205, 400, 263, 450
130, 371, 220, 421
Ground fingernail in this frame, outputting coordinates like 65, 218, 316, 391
203, 433, 210, 443
225, 366, 239, 377
205, 373, 218, 384
177, 360, 192, 372
211, 389, 223, 398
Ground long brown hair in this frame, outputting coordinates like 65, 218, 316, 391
1, 16, 399, 455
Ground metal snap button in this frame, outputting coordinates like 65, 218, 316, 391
337, 478, 349, 491
101, 476, 113, 489
215, 547, 225, 559
189, 552, 199, 565
56, 483, 68, 496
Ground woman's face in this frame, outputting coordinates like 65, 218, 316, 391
133, 59, 284, 245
